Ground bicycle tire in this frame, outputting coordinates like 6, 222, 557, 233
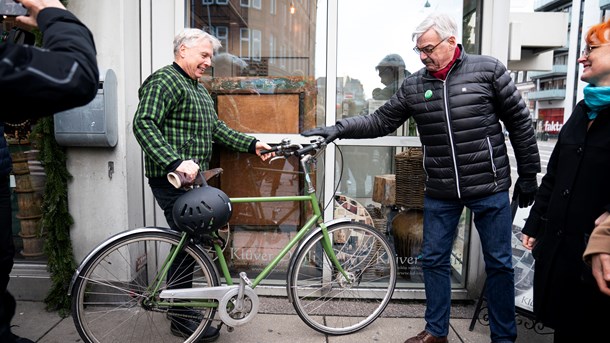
71, 228, 220, 343
287, 221, 397, 335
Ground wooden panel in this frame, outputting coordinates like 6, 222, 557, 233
372, 174, 396, 206
203, 76, 317, 131
216, 150, 302, 227
216, 93, 301, 133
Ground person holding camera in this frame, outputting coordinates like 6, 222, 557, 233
0, 0, 98, 121
0, 1, 98, 342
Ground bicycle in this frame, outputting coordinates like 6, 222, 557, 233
69, 137, 397, 343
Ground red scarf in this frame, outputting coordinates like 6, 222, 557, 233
430, 45, 461, 81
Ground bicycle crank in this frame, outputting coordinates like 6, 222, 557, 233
218, 287, 259, 327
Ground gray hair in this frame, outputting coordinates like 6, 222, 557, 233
411, 13, 458, 42
173, 29, 222, 56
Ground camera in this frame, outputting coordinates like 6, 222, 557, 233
0, 0, 27, 17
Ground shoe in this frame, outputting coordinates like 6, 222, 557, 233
404, 330, 448, 343
169, 314, 220, 342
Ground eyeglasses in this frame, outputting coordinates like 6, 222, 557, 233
581, 43, 610, 57
413, 37, 448, 55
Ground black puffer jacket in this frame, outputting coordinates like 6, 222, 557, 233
336, 46, 540, 200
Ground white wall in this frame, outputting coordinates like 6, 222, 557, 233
64, 0, 146, 262
65, 1, 188, 262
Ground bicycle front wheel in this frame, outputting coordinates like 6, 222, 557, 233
71, 229, 220, 343
288, 221, 397, 335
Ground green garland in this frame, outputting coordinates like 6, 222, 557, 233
32, 117, 74, 317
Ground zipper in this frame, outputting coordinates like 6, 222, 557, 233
486, 136, 498, 186
422, 145, 429, 187
442, 79, 461, 198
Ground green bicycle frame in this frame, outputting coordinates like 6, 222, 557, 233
221, 192, 347, 288
152, 152, 350, 306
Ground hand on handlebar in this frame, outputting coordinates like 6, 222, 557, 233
301, 125, 341, 144
255, 141, 275, 161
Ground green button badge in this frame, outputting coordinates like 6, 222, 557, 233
424, 90, 433, 100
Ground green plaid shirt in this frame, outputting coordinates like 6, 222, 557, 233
133, 63, 255, 178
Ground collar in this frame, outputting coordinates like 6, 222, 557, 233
429, 45, 461, 81
172, 62, 193, 80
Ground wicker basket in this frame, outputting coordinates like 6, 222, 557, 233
395, 148, 425, 210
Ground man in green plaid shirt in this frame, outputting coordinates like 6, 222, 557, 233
133, 28, 273, 342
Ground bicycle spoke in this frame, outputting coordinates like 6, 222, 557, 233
72, 230, 219, 343
289, 222, 396, 335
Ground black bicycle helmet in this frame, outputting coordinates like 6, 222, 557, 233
172, 186, 232, 235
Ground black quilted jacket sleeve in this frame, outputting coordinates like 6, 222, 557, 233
335, 48, 540, 199
0, 8, 99, 121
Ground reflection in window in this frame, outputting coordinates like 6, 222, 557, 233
215, 26, 228, 53
252, 30, 262, 61
335, 0, 468, 287
269, 34, 275, 65
240, 28, 250, 59
188, 0, 324, 281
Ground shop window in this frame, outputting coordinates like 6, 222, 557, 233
214, 26, 228, 53
335, 0, 468, 287
188, 0, 475, 288
252, 29, 261, 61
190, 0, 321, 278
239, 28, 250, 59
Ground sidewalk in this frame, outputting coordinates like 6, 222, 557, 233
11, 297, 554, 343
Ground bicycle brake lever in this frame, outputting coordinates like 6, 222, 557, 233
268, 156, 285, 164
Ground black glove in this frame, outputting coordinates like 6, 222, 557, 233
301, 125, 341, 143
513, 174, 538, 208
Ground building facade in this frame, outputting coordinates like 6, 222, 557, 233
521, 0, 610, 139
8, 0, 572, 302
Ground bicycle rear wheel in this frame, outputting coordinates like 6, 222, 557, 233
288, 221, 397, 335
71, 229, 220, 343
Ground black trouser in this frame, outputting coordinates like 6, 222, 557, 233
0, 291, 16, 342
0, 175, 15, 341
150, 186, 193, 290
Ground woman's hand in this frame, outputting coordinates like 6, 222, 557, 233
522, 233, 537, 250
591, 253, 610, 296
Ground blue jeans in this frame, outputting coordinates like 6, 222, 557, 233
422, 191, 517, 343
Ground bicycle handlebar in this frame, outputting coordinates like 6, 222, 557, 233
261, 137, 328, 160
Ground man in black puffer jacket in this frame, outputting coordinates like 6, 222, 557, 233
303, 13, 540, 343
0, 1, 98, 342
0, 0, 98, 121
